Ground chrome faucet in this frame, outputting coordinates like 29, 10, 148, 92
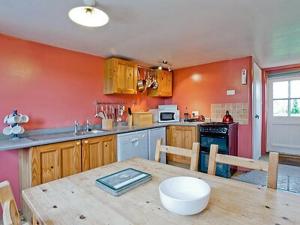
74, 121, 80, 135
85, 119, 91, 132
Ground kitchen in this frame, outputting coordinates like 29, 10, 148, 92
1, 1, 300, 225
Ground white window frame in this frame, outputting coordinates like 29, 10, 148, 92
268, 73, 300, 124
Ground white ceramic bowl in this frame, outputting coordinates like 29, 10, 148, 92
159, 176, 211, 215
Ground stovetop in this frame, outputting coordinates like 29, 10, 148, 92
200, 122, 237, 134
200, 122, 235, 127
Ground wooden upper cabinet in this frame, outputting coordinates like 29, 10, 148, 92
104, 58, 138, 94
148, 70, 173, 97
82, 135, 116, 171
166, 126, 198, 164
31, 141, 82, 186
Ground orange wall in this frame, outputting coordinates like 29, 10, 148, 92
0, 33, 164, 210
167, 57, 253, 158
0, 33, 253, 212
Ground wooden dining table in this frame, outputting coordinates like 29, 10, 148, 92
22, 158, 300, 225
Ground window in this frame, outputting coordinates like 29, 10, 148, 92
272, 79, 300, 117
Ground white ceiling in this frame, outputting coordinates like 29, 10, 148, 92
1, 0, 300, 69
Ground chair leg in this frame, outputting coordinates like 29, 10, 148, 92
208, 144, 218, 175
155, 139, 162, 162
268, 152, 279, 189
190, 143, 200, 171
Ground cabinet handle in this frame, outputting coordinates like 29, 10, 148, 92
131, 138, 138, 143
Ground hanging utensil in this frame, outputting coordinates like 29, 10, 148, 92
151, 70, 159, 89
137, 68, 146, 92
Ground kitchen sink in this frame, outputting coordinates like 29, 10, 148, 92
28, 132, 76, 141
28, 130, 105, 141
86, 129, 105, 134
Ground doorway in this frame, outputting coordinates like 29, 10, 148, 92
267, 72, 300, 155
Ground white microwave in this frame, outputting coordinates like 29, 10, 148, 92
158, 110, 180, 122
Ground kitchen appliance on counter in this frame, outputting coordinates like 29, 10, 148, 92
148, 109, 158, 123
158, 105, 180, 123
199, 122, 238, 178
222, 110, 234, 123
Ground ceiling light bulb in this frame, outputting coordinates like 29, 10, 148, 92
158, 66, 163, 70
68, 6, 109, 27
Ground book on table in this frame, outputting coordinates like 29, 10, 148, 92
95, 168, 152, 196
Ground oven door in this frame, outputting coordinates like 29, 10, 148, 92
200, 133, 229, 154
159, 111, 177, 122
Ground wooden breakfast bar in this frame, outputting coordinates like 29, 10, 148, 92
22, 158, 300, 225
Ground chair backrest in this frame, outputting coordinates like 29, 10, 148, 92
155, 139, 200, 171
207, 144, 279, 189
0, 181, 20, 225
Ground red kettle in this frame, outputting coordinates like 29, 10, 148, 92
222, 110, 233, 123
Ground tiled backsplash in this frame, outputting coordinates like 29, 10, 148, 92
211, 103, 249, 125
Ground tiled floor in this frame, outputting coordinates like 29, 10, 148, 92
233, 154, 300, 194
169, 154, 300, 194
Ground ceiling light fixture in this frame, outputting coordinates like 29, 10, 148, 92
157, 60, 172, 71
68, 0, 109, 27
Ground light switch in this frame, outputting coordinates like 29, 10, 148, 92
227, 90, 236, 96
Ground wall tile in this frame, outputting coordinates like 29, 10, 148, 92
211, 103, 249, 125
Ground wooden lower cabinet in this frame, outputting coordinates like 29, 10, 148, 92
31, 140, 82, 186
29, 135, 116, 186
20, 135, 116, 222
82, 135, 117, 171
166, 126, 198, 164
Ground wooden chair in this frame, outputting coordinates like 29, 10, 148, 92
0, 181, 29, 225
155, 139, 200, 171
207, 144, 279, 189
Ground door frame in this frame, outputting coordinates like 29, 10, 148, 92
267, 72, 300, 154
252, 62, 262, 159
262, 64, 300, 154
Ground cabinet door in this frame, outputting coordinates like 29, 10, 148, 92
82, 135, 116, 171
123, 65, 137, 94
148, 70, 172, 97
102, 136, 117, 165
104, 58, 137, 94
60, 141, 82, 178
116, 62, 127, 92
31, 145, 60, 186
166, 126, 197, 164
167, 126, 184, 162
164, 71, 172, 96
31, 141, 82, 186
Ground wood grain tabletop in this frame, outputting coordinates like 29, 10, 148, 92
22, 158, 300, 225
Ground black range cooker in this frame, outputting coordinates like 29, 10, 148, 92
199, 122, 238, 178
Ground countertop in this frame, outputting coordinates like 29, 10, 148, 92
0, 122, 203, 151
